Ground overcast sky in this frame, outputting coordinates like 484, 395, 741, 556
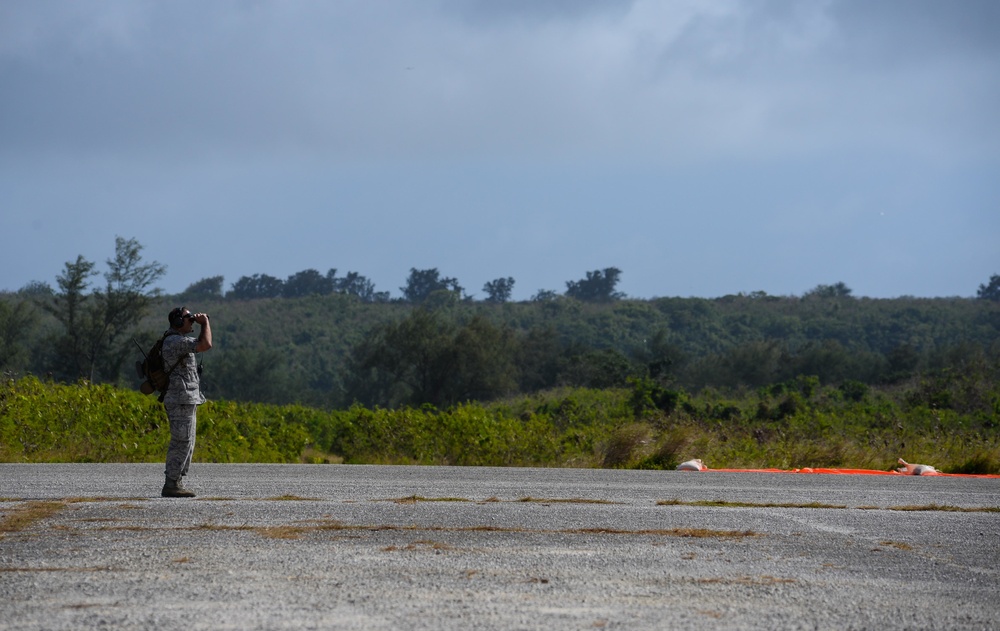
2, 0, 997, 300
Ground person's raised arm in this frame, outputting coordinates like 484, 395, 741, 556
194, 313, 212, 353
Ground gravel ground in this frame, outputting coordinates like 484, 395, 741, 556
1, 463, 998, 630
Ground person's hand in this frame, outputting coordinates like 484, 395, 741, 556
193, 313, 210, 325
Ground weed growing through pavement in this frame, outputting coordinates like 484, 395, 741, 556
517, 497, 618, 504
63, 497, 149, 504
258, 526, 310, 540
885, 504, 1000, 513
378, 496, 618, 504
381, 540, 458, 552
878, 540, 914, 550
694, 576, 796, 585
658, 499, 847, 509
90, 519, 759, 540
0, 565, 115, 573
385, 495, 472, 504
264, 495, 323, 502
0, 501, 67, 536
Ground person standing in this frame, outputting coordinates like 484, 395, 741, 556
160, 306, 212, 498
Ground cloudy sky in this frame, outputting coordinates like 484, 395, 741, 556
2, 0, 997, 300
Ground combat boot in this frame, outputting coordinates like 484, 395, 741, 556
161, 476, 196, 498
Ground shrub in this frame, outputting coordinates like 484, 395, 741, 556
634, 425, 695, 470
948, 451, 1000, 475
601, 423, 651, 468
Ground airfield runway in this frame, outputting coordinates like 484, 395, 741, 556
1, 463, 998, 630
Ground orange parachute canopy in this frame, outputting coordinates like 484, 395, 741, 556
704, 467, 1000, 478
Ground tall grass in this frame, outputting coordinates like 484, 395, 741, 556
1, 375, 997, 473
0, 376, 308, 463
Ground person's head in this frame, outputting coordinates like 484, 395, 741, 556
168, 306, 195, 332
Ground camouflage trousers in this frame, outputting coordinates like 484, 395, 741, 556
164, 403, 198, 481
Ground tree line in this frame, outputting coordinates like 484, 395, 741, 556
181, 266, 627, 305
2, 238, 999, 413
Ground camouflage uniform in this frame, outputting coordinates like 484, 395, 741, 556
161, 331, 206, 483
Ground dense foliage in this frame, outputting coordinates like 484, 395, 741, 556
5, 244, 996, 471
4, 285, 1000, 410
0, 376, 308, 463
2, 373, 997, 473
2, 241, 998, 415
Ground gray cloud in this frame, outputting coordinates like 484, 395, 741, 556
1, 1, 997, 298
3, 0, 996, 164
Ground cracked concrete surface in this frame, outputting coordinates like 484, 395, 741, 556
2, 463, 998, 630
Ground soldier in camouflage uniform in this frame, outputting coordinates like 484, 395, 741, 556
160, 306, 213, 498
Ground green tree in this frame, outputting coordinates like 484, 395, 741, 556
804, 282, 853, 298
400, 268, 463, 304
885, 343, 921, 383
98, 237, 167, 380
565, 267, 624, 302
48, 237, 165, 382
517, 326, 565, 391
783, 340, 854, 384
448, 315, 519, 401
483, 277, 515, 303
284, 269, 333, 298
720, 340, 783, 388
335, 271, 388, 303
180, 275, 225, 300
531, 289, 558, 302
0, 298, 36, 373
209, 347, 286, 403
348, 310, 520, 407
351, 308, 456, 406
633, 329, 684, 381
47, 255, 99, 380
977, 274, 1000, 301
562, 348, 634, 388
229, 273, 284, 299
18, 280, 54, 297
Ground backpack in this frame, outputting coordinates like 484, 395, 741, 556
133, 332, 183, 402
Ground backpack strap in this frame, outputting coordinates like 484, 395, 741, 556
162, 331, 186, 377
158, 331, 187, 402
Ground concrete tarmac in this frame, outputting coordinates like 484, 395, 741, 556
1, 463, 998, 630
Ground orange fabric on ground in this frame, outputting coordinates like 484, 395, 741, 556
704, 468, 1000, 478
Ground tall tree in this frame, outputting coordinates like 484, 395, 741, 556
352, 308, 456, 406
448, 315, 519, 401
350, 310, 519, 407
804, 282, 853, 298
208, 347, 286, 403
400, 268, 463, 304
334, 271, 388, 302
483, 277, 515, 303
229, 273, 284, 299
565, 267, 624, 302
181, 276, 225, 300
531, 289, 558, 302
94, 237, 166, 381
977, 274, 1000, 301
47, 255, 99, 380
48, 237, 165, 382
0, 299, 36, 373
284, 269, 333, 297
